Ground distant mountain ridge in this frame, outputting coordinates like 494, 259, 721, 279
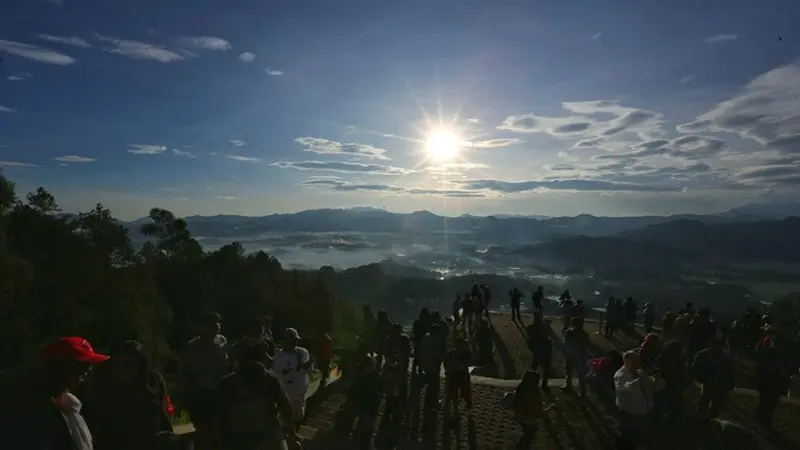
125, 203, 798, 242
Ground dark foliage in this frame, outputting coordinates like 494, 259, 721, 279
0, 170, 357, 384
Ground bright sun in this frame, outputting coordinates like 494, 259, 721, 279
424, 129, 462, 161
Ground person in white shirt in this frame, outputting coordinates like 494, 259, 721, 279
273, 328, 311, 425
614, 351, 654, 450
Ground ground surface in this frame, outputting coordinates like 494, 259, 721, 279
302, 313, 800, 450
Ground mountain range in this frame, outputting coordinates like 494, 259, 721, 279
121, 203, 800, 316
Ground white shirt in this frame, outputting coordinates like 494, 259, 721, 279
614, 367, 653, 417
60, 392, 93, 450
272, 346, 310, 395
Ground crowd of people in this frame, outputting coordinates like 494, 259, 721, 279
524, 295, 799, 450
3, 282, 798, 450
1, 311, 334, 450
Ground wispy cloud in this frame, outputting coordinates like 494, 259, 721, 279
467, 138, 523, 149
0, 161, 38, 167
458, 178, 681, 193
591, 32, 603, 40
171, 148, 196, 158
95, 34, 184, 63
127, 144, 167, 155
300, 178, 484, 198
0, 105, 18, 113
180, 36, 232, 51
272, 160, 412, 175
265, 68, 284, 76
36, 34, 92, 48
228, 155, 260, 162
7, 72, 32, 81
212, 195, 238, 200
0, 39, 76, 65
704, 34, 738, 43
294, 137, 390, 160
679, 74, 697, 84
229, 139, 247, 147
238, 52, 255, 63
53, 155, 95, 163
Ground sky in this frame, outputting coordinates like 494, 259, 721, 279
1, 0, 800, 220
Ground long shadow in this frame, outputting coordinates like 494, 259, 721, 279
466, 415, 477, 450
548, 394, 586, 450
406, 374, 424, 437
541, 416, 567, 450
489, 322, 518, 379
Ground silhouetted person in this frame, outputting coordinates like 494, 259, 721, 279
604, 297, 618, 337
234, 317, 273, 368
180, 311, 228, 450
532, 286, 544, 312
382, 360, 406, 430
755, 335, 789, 429
476, 319, 493, 367
2, 337, 110, 450
526, 312, 553, 388
560, 298, 574, 334
572, 299, 586, 330
349, 356, 382, 450
385, 323, 412, 374
639, 333, 662, 371
614, 351, 654, 450
315, 332, 333, 386
512, 370, 554, 449
412, 309, 431, 375
562, 317, 589, 396
452, 295, 461, 328
419, 324, 445, 410
216, 357, 301, 450
643, 303, 655, 334
461, 294, 474, 330
374, 311, 392, 367
89, 340, 177, 450
444, 337, 473, 418
654, 340, 686, 420
693, 338, 734, 418
480, 284, 492, 318
624, 297, 637, 326
509, 287, 523, 321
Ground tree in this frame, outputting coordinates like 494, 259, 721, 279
26, 187, 59, 213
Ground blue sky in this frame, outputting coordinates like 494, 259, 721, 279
1, 0, 799, 220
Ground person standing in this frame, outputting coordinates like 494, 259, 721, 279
614, 351, 654, 450
315, 332, 333, 386
89, 340, 177, 450
2, 337, 110, 450
562, 318, 589, 397
180, 311, 229, 450
444, 338, 473, 419
526, 312, 553, 388
531, 286, 544, 313
692, 338, 735, 418
481, 284, 492, 318
216, 355, 302, 450
509, 288, 523, 322
272, 328, 312, 426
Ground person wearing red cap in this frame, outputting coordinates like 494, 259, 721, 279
1, 336, 109, 450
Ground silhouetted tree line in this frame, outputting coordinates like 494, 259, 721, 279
0, 171, 362, 386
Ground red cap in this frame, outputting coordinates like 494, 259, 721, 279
40, 337, 110, 364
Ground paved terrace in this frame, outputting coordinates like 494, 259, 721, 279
301, 313, 800, 450
175, 313, 799, 449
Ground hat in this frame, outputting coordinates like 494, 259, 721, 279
40, 337, 110, 364
284, 328, 301, 340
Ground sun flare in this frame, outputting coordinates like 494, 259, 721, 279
424, 128, 462, 161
